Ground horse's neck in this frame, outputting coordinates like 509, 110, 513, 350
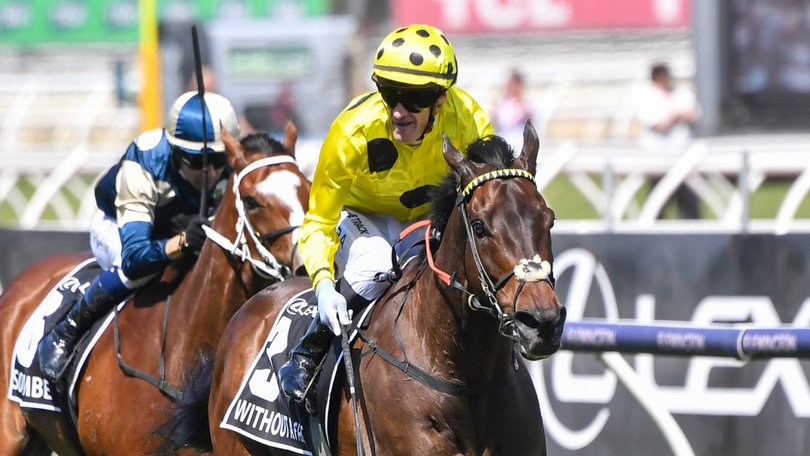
170, 221, 252, 354
405, 236, 516, 382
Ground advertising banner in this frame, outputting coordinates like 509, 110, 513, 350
393, 0, 690, 33
0, 0, 328, 44
537, 233, 810, 455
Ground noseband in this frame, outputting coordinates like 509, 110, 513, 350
427, 168, 555, 336
203, 155, 301, 281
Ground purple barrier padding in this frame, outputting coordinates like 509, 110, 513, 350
740, 328, 810, 359
561, 321, 810, 360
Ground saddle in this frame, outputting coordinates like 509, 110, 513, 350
218, 288, 377, 455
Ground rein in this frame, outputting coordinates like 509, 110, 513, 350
203, 155, 300, 281
354, 276, 517, 396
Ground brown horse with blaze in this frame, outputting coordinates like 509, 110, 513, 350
0, 123, 310, 455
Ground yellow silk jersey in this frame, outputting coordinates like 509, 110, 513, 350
300, 86, 494, 288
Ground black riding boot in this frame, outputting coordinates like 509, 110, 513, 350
37, 277, 122, 382
278, 317, 333, 413
279, 280, 373, 414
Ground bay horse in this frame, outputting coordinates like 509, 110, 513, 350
198, 121, 565, 455
0, 122, 311, 455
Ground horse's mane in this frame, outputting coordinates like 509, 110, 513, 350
240, 131, 286, 155
428, 135, 516, 233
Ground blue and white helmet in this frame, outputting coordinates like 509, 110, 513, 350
166, 91, 241, 154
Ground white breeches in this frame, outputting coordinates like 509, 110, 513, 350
89, 210, 154, 289
334, 209, 406, 302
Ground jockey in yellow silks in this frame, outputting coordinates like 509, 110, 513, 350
279, 23, 494, 413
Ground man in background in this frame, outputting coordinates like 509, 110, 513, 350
635, 62, 701, 219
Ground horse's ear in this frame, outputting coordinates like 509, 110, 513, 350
443, 134, 483, 185
221, 121, 247, 169
443, 134, 471, 181
515, 120, 539, 175
442, 134, 464, 170
283, 120, 298, 158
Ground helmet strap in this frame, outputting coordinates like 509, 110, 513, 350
418, 95, 444, 141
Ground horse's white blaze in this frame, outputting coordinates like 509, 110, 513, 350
256, 170, 306, 243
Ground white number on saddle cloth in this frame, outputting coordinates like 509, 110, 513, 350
220, 290, 316, 454
248, 317, 291, 403
13, 287, 65, 369
7, 258, 95, 411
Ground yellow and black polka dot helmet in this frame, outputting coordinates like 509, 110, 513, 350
372, 24, 457, 90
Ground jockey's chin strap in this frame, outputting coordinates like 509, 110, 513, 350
425, 168, 554, 336
202, 155, 299, 281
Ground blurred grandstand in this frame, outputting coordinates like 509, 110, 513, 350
1, 0, 809, 233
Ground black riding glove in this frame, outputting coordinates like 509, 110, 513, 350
182, 215, 211, 254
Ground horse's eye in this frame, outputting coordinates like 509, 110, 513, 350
471, 220, 487, 237
243, 196, 261, 210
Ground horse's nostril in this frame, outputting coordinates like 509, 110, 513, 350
515, 306, 565, 332
514, 311, 536, 329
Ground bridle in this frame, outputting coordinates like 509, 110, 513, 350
203, 155, 301, 281
426, 168, 555, 337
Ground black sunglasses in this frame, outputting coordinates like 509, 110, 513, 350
175, 148, 228, 170
376, 84, 443, 113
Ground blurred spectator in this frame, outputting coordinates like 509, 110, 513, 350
268, 81, 300, 134
244, 81, 301, 136
491, 69, 534, 149
635, 62, 701, 219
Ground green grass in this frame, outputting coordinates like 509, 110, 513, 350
750, 178, 810, 219
0, 179, 37, 223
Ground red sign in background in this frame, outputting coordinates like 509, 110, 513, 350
393, 0, 691, 33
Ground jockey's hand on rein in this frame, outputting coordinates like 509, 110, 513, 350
182, 215, 211, 254
316, 280, 351, 336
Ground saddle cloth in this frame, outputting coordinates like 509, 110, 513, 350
220, 288, 374, 455
219, 288, 317, 454
7, 258, 125, 413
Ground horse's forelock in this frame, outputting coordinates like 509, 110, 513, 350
466, 135, 515, 168
240, 132, 287, 156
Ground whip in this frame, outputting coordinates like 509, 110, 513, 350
191, 24, 209, 217
340, 325, 366, 455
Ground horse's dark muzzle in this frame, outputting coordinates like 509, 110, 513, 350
514, 305, 566, 360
